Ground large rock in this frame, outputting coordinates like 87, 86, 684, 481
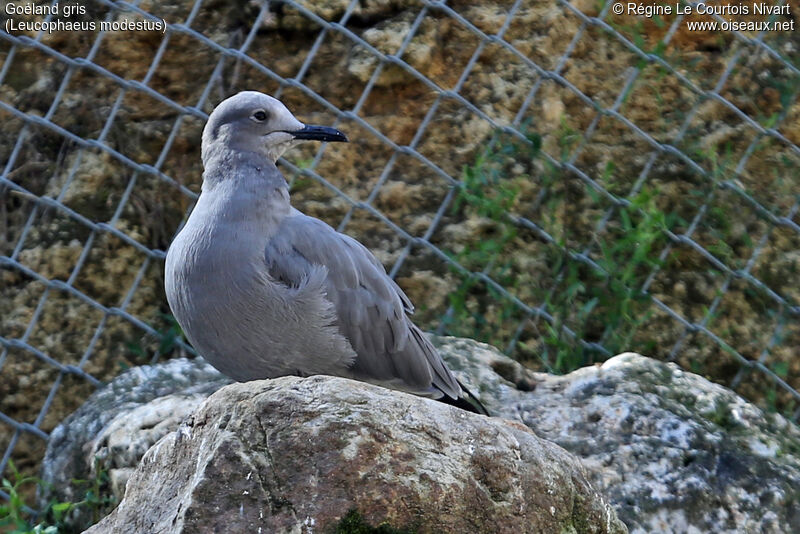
510, 351, 800, 534
83, 375, 626, 534
38, 358, 231, 528
40, 333, 527, 532
435, 337, 800, 533
43, 336, 800, 533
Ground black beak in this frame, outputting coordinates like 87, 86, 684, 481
287, 125, 348, 143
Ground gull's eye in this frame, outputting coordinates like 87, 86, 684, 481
252, 110, 268, 121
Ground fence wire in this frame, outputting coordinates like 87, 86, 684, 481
1, 0, 798, 509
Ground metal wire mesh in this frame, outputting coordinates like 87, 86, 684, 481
1, 0, 798, 509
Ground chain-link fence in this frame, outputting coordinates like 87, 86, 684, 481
1, 0, 798, 511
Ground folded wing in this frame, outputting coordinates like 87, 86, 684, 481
265, 213, 461, 399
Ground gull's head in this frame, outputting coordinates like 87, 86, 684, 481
201, 91, 347, 165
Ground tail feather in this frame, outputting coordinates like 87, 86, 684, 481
437, 379, 490, 416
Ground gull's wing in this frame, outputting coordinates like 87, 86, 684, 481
264, 213, 461, 400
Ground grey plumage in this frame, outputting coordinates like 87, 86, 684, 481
165, 91, 485, 413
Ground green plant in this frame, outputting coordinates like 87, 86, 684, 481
440, 129, 540, 347
67, 459, 117, 528
542, 188, 675, 372
333, 509, 416, 534
441, 125, 678, 373
0, 460, 117, 534
126, 312, 187, 364
1, 461, 61, 534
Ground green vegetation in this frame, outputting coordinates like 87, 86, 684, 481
439, 107, 797, 415
333, 509, 416, 534
545, 187, 675, 372
440, 129, 540, 350
442, 124, 679, 374
0, 460, 116, 534
126, 312, 187, 366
